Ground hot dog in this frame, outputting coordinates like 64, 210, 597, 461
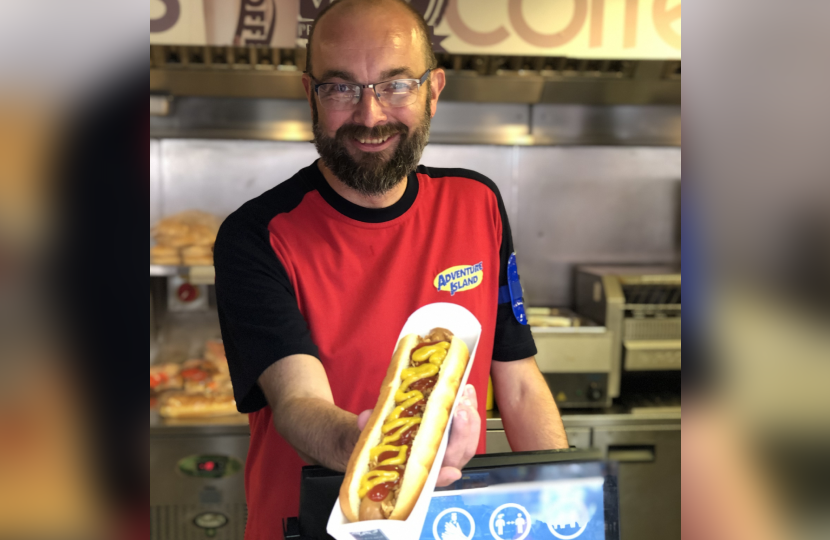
339, 328, 470, 522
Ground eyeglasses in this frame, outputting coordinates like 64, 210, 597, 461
310, 69, 431, 111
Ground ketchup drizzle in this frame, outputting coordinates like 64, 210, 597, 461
364, 340, 448, 503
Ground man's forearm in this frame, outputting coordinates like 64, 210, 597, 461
500, 378, 569, 451
272, 397, 361, 472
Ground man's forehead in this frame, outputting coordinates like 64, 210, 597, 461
312, 3, 425, 75
315, 0, 419, 39
317, 31, 414, 59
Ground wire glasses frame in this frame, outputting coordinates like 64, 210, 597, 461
310, 69, 431, 110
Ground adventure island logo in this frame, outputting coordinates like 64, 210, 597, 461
434, 262, 483, 296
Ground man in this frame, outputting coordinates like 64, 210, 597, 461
214, 0, 568, 536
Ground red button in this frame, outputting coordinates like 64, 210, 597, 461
177, 283, 199, 302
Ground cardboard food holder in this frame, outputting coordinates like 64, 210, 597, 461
327, 303, 482, 540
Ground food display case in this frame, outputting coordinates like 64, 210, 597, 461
150, 270, 249, 539
150, 209, 251, 539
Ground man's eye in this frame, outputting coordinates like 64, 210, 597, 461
320, 84, 352, 96
383, 81, 411, 94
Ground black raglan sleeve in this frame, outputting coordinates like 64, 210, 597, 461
491, 182, 538, 362
213, 209, 319, 413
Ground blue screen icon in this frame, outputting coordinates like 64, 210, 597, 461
421, 478, 606, 540
431, 508, 476, 540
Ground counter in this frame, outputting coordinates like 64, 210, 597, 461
151, 406, 680, 540
150, 406, 681, 436
150, 409, 249, 437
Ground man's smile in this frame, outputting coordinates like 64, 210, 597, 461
350, 133, 400, 152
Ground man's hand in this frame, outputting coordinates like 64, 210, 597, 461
356, 385, 480, 487
437, 385, 480, 486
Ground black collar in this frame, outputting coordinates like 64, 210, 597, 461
305, 160, 419, 223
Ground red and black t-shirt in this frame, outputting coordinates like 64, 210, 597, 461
214, 161, 535, 538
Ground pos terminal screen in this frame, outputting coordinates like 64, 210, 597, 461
420, 460, 618, 540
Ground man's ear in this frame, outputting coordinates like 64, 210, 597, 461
428, 68, 446, 118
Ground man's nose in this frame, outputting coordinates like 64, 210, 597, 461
351, 88, 387, 127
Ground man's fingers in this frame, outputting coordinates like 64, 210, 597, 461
437, 387, 480, 485
442, 386, 481, 474
462, 402, 481, 464
463, 384, 478, 410
436, 467, 463, 488
459, 385, 480, 462
357, 409, 373, 431
443, 406, 472, 468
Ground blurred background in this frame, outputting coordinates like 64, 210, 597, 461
0, 0, 828, 539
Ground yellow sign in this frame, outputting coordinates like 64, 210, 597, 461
434, 262, 484, 296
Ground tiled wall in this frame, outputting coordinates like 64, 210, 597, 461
150, 140, 681, 305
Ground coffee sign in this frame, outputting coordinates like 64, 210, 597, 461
435, 0, 680, 58
152, 0, 680, 60
150, 0, 299, 47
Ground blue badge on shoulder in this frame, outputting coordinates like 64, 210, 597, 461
498, 253, 528, 325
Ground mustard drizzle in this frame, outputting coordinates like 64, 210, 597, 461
358, 340, 451, 499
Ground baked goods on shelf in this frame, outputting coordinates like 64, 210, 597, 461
181, 245, 214, 266
152, 210, 220, 248
152, 340, 240, 418
151, 210, 219, 266
159, 392, 238, 419
150, 244, 181, 266
204, 339, 226, 364
179, 358, 232, 395
150, 363, 183, 391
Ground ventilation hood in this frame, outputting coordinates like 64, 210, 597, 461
150, 45, 680, 146
150, 45, 679, 105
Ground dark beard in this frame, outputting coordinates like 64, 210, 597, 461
312, 93, 432, 197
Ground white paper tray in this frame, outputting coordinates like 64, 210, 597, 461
327, 303, 482, 540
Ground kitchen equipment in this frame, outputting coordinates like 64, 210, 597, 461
528, 307, 614, 408
575, 266, 681, 402
167, 274, 210, 313
150, 414, 251, 540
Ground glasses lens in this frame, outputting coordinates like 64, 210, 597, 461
376, 80, 419, 107
318, 83, 359, 110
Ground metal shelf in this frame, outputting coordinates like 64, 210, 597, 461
150, 264, 180, 276
150, 265, 215, 284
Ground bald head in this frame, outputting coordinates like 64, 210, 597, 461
305, 0, 436, 78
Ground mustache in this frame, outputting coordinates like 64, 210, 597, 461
335, 122, 409, 141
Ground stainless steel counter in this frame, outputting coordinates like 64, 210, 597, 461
150, 406, 680, 436
487, 407, 680, 430
150, 409, 250, 437
151, 406, 680, 540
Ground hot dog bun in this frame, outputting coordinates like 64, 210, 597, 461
340, 331, 470, 522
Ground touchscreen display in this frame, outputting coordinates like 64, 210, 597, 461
419, 461, 618, 540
